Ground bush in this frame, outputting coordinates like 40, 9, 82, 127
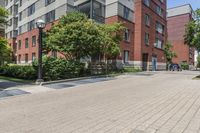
33, 57, 86, 81
180, 62, 189, 70
0, 64, 36, 80
122, 67, 142, 73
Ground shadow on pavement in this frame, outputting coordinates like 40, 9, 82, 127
0, 89, 30, 99
0, 81, 24, 90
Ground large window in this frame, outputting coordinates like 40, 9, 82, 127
28, 3, 35, 16
45, 0, 55, 6
155, 38, 163, 49
32, 36, 36, 47
25, 38, 29, 48
5, 0, 8, 6
156, 21, 164, 34
124, 28, 130, 42
18, 40, 22, 50
18, 54, 21, 63
124, 50, 129, 63
28, 20, 35, 31
145, 14, 150, 26
19, 0, 22, 6
45, 10, 55, 23
51, 51, 57, 58
93, 0, 105, 23
123, 7, 130, 20
78, 1, 91, 18
156, 5, 164, 17
18, 26, 22, 35
145, 32, 149, 45
25, 54, 29, 63
118, 3, 134, 22
77, 0, 105, 23
143, 0, 150, 7
32, 53, 36, 61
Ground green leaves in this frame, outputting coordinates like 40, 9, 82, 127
184, 9, 200, 51
0, 38, 12, 65
45, 12, 124, 60
0, 7, 9, 26
164, 42, 177, 64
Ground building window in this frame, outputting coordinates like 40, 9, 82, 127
160, 0, 164, 3
156, 6, 164, 17
9, 31, 12, 38
5, 0, 8, 6
145, 32, 149, 45
28, 20, 35, 31
18, 26, 22, 35
25, 54, 28, 63
52, 51, 57, 58
124, 50, 129, 63
45, 0, 56, 6
32, 36, 36, 47
156, 21, 164, 34
25, 38, 29, 48
18, 40, 21, 50
9, 6, 13, 15
18, 54, 21, 63
143, 0, 150, 7
124, 28, 130, 42
32, 53, 36, 61
19, 0, 22, 6
93, 0, 105, 23
19, 12, 22, 21
145, 14, 150, 26
118, 3, 133, 22
9, 18, 12, 26
28, 3, 35, 16
77, 1, 91, 18
45, 10, 55, 23
123, 7, 130, 20
155, 38, 163, 49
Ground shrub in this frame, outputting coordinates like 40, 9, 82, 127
122, 67, 142, 73
180, 62, 189, 70
33, 57, 86, 81
0, 64, 36, 80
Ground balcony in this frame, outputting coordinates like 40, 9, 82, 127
76, 0, 105, 23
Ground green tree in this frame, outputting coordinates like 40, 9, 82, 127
0, 7, 9, 26
45, 12, 123, 61
0, 38, 12, 65
0, 7, 10, 65
184, 9, 200, 51
197, 54, 200, 68
164, 42, 177, 70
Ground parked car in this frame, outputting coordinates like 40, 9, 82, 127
169, 63, 182, 71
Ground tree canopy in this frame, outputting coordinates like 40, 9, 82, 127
45, 12, 124, 60
0, 7, 10, 65
0, 38, 12, 65
0, 7, 9, 26
164, 42, 177, 66
184, 9, 200, 51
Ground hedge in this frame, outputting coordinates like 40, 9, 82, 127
0, 64, 36, 80
33, 57, 86, 81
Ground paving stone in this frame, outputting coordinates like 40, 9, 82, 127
0, 71, 199, 133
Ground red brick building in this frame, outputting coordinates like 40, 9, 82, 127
5, 0, 167, 70
167, 4, 195, 66
134, 0, 167, 70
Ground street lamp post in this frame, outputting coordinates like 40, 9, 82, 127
36, 19, 45, 84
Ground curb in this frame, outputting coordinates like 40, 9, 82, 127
40, 75, 113, 86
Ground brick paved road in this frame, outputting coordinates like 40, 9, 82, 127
0, 71, 200, 133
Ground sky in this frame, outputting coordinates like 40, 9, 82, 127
167, 0, 200, 10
